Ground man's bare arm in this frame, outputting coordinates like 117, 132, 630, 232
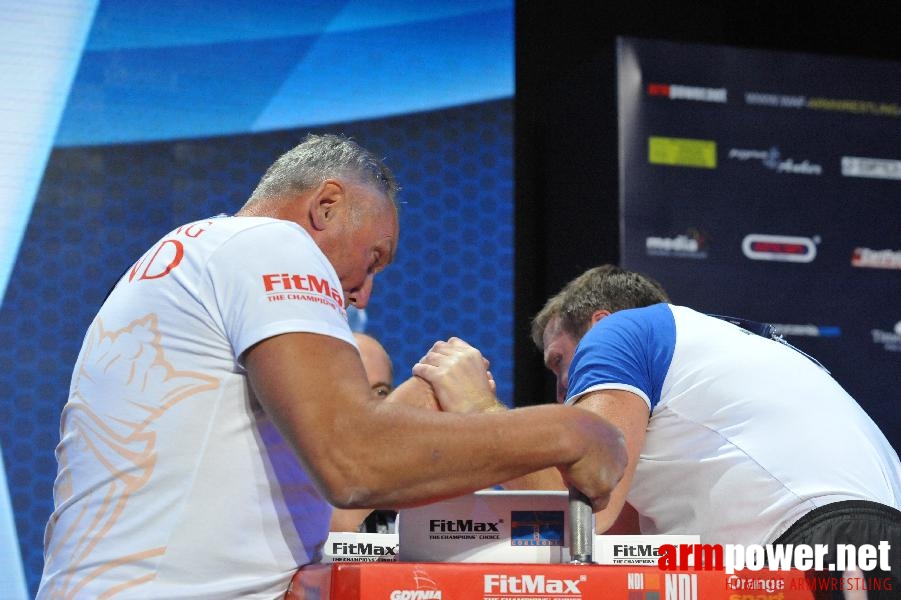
571, 389, 649, 533
243, 332, 627, 512
382, 375, 439, 411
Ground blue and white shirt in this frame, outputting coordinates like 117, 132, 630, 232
566, 303, 901, 545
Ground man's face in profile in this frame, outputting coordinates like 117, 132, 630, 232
541, 317, 581, 404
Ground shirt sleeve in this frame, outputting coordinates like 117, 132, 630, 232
205, 221, 356, 364
564, 303, 676, 411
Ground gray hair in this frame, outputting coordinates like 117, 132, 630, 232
248, 133, 399, 206
531, 264, 670, 350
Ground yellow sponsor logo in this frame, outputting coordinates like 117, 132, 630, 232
648, 136, 717, 168
807, 97, 901, 117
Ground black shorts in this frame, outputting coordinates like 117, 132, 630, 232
773, 500, 901, 600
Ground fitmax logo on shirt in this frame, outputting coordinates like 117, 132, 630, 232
261, 273, 344, 307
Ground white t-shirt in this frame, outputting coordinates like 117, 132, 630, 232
566, 303, 901, 545
38, 216, 355, 599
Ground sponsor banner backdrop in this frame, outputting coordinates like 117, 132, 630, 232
618, 37, 901, 450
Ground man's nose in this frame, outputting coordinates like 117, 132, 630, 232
347, 275, 374, 309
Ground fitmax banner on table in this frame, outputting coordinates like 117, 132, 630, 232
617, 37, 901, 449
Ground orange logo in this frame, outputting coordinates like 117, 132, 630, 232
43, 314, 219, 598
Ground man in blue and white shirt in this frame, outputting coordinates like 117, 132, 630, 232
527, 265, 901, 591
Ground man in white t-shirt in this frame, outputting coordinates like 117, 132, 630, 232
426, 264, 901, 596
37, 135, 628, 599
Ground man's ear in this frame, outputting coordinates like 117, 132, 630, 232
590, 309, 611, 325
309, 180, 345, 232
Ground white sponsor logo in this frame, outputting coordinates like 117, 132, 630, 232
744, 92, 806, 108
772, 324, 831, 337
728, 146, 822, 175
742, 234, 818, 263
646, 235, 698, 252
645, 233, 707, 259
627, 572, 645, 589
650, 82, 727, 103
668, 84, 727, 103
873, 327, 901, 353
774, 159, 822, 175
727, 575, 785, 593
484, 574, 585, 595
728, 148, 769, 160
665, 573, 698, 600
842, 156, 901, 180
389, 591, 442, 600
852, 247, 901, 269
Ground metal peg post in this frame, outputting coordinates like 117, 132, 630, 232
568, 488, 594, 564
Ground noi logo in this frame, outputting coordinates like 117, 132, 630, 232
627, 572, 662, 599
742, 234, 818, 263
665, 574, 698, 600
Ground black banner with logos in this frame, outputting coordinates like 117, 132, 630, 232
617, 37, 901, 449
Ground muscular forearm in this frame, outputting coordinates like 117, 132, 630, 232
599, 501, 641, 535
329, 507, 372, 532
246, 332, 625, 514
501, 467, 566, 492
326, 402, 621, 511
383, 376, 439, 410
354, 379, 568, 505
